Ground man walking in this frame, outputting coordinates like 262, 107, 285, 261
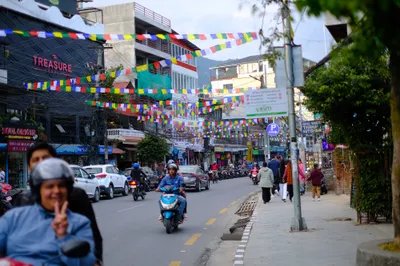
307, 163, 324, 202
268, 156, 280, 195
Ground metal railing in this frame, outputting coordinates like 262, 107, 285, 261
134, 2, 171, 27
107, 128, 145, 138
136, 39, 170, 54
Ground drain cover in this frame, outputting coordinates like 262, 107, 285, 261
235, 200, 257, 216
229, 217, 251, 233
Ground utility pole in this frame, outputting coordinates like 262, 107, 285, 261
282, 0, 307, 231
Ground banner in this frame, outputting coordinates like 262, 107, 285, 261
26, 36, 257, 89
0, 29, 257, 42
244, 88, 289, 118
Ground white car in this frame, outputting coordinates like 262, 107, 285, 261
70, 165, 100, 202
83, 164, 129, 199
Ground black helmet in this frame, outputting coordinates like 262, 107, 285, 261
30, 158, 74, 201
167, 163, 179, 171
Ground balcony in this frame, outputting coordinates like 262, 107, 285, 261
107, 128, 145, 144
134, 2, 171, 33
135, 39, 171, 60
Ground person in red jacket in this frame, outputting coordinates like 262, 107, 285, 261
307, 163, 324, 202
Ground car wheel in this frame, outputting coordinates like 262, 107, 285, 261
93, 188, 100, 202
205, 180, 210, 190
107, 185, 114, 199
196, 181, 201, 192
122, 183, 129, 196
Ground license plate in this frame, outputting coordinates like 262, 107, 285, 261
164, 194, 175, 197
130, 185, 137, 189
6, 196, 11, 202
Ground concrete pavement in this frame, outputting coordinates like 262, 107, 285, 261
92, 177, 258, 266
241, 192, 394, 266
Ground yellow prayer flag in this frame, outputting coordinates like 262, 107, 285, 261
90, 87, 96, 93
53, 32, 63, 38
111, 72, 116, 78
220, 43, 227, 49
156, 34, 166, 40
89, 34, 97, 41
138, 89, 144, 94
212, 100, 217, 104
86, 76, 92, 82
223, 89, 228, 93
123, 34, 133, 40
13, 30, 23, 35
162, 89, 167, 94
171, 58, 177, 64
216, 33, 223, 39
182, 89, 187, 94
195, 50, 202, 57
114, 88, 120, 94
66, 86, 72, 92
187, 34, 196, 40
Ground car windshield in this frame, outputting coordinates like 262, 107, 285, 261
84, 168, 102, 174
179, 166, 197, 174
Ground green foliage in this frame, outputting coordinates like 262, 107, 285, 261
136, 134, 169, 166
302, 47, 391, 151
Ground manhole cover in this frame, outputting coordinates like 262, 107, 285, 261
235, 200, 257, 216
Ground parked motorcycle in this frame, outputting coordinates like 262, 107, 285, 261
0, 184, 23, 216
129, 180, 145, 201
159, 185, 183, 234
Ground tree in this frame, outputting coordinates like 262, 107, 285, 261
136, 134, 169, 166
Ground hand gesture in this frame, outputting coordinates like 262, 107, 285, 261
51, 201, 69, 239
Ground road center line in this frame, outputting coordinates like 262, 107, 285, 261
219, 208, 228, 214
117, 204, 144, 213
206, 218, 217, 225
169, 261, 181, 266
184, 233, 201, 245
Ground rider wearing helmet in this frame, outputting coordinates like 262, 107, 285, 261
130, 163, 147, 195
0, 158, 96, 265
156, 163, 187, 223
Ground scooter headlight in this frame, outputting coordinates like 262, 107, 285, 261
161, 199, 178, 210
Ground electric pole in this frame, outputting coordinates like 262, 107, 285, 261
282, 0, 307, 231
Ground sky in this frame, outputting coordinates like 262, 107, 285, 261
85, 0, 336, 63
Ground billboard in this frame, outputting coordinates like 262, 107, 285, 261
35, 0, 77, 15
244, 88, 288, 119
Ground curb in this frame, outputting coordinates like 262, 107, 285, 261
232, 210, 259, 265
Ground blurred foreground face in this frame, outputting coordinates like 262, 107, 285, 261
40, 179, 68, 211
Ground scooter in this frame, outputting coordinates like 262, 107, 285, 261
250, 170, 259, 185
0, 184, 23, 216
159, 185, 183, 234
129, 180, 145, 201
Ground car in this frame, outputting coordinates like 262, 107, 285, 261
123, 166, 159, 190
178, 165, 210, 192
70, 165, 100, 202
83, 164, 129, 199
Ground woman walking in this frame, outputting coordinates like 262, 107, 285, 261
282, 160, 294, 202
257, 162, 275, 204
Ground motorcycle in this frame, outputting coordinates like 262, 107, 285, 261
250, 170, 259, 185
129, 180, 145, 201
0, 184, 23, 216
159, 185, 183, 234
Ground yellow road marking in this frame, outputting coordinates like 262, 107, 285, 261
219, 208, 228, 214
206, 218, 217, 225
230, 201, 237, 206
169, 261, 181, 266
184, 233, 201, 245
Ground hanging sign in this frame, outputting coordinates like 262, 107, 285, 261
7, 140, 36, 152
267, 123, 280, 137
244, 88, 288, 118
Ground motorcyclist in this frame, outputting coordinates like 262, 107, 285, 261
0, 158, 96, 265
210, 161, 219, 180
156, 163, 187, 223
130, 163, 147, 195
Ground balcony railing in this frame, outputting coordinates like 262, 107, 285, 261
134, 2, 171, 27
107, 128, 145, 139
136, 39, 170, 54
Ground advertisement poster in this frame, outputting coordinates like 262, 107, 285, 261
244, 88, 288, 119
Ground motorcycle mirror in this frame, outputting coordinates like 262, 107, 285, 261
61, 239, 90, 258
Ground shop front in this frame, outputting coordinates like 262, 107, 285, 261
214, 146, 248, 168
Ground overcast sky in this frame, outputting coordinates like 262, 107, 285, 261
85, 0, 335, 63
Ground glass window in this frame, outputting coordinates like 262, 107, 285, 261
106, 167, 114, 174
81, 169, 90, 179
73, 168, 82, 178
239, 64, 247, 74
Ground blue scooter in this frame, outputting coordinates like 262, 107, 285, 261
159, 185, 182, 234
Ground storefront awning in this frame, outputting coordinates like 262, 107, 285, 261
123, 147, 137, 151
122, 136, 143, 145
112, 148, 125, 154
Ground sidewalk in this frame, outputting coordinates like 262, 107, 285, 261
242, 192, 393, 266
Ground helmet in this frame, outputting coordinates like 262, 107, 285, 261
167, 159, 175, 165
30, 158, 74, 201
167, 163, 178, 171
133, 163, 140, 169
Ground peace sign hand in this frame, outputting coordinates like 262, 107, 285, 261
51, 201, 69, 239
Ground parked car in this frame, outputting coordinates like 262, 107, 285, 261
123, 166, 158, 191
178, 165, 210, 192
70, 165, 100, 202
83, 164, 129, 199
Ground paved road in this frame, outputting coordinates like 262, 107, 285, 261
92, 177, 258, 266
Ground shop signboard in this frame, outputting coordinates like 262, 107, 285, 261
1, 125, 38, 141
7, 140, 36, 152
302, 121, 322, 136
55, 145, 88, 155
244, 88, 288, 118
214, 146, 224, 152
98, 146, 113, 155
35, 0, 77, 15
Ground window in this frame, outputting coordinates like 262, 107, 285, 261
223, 84, 233, 90
239, 64, 247, 74
106, 167, 114, 174
73, 168, 82, 178
81, 169, 90, 179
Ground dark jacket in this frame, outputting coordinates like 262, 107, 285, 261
13, 187, 103, 263
307, 169, 324, 186
268, 159, 280, 180
130, 168, 146, 182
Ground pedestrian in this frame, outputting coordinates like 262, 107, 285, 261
282, 160, 294, 202
0, 167, 5, 183
257, 162, 274, 204
298, 159, 307, 195
307, 163, 324, 202
268, 156, 280, 195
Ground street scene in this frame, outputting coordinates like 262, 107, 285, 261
1, 0, 400, 265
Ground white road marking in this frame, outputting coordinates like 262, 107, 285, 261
117, 204, 144, 213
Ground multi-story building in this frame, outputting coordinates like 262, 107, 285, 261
324, 13, 350, 42
0, 0, 105, 186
